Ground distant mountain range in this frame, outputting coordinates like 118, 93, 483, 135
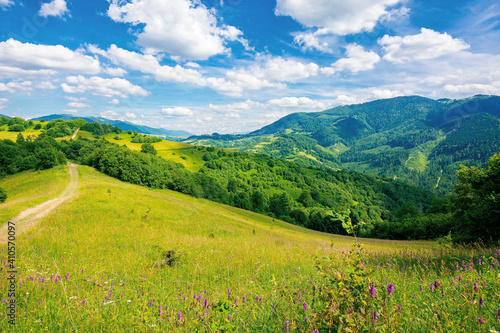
30, 114, 193, 137
185, 95, 500, 194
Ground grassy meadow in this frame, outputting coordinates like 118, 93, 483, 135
0, 166, 499, 332
104, 132, 208, 171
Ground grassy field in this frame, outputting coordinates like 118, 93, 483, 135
0, 123, 44, 141
104, 132, 208, 171
0, 166, 499, 332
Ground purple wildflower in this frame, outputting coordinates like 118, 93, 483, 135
479, 297, 483, 308
369, 283, 376, 298
387, 283, 395, 294
474, 282, 478, 292
303, 302, 308, 312
398, 304, 401, 311
284, 320, 290, 332
477, 317, 485, 324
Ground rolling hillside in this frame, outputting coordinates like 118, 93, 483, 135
185, 95, 500, 193
31, 114, 193, 137
1, 161, 499, 332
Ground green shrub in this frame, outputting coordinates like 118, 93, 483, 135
8, 124, 24, 132
0, 187, 6, 203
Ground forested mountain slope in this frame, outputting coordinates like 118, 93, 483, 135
185, 95, 500, 193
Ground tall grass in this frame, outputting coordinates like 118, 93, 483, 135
0, 166, 498, 332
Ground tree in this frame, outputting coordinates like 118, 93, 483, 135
452, 152, 500, 243
141, 143, 157, 156
0, 187, 6, 203
8, 124, 24, 132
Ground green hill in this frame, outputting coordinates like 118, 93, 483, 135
1, 161, 499, 332
185, 95, 500, 194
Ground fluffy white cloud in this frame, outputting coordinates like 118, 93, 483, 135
379, 28, 470, 64
103, 67, 127, 77
226, 57, 319, 92
161, 107, 195, 117
0, 0, 13, 8
208, 100, 263, 113
323, 44, 380, 74
126, 112, 137, 118
0, 39, 100, 79
107, 0, 245, 60
39, 0, 69, 17
0, 80, 32, 93
267, 96, 329, 109
275, 0, 402, 35
67, 102, 90, 108
0, 98, 9, 109
90, 44, 204, 83
36, 81, 57, 89
109, 98, 120, 105
443, 83, 500, 95
61, 75, 150, 98
100, 110, 121, 119
370, 89, 407, 99
294, 31, 332, 53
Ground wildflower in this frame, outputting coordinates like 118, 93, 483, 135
371, 311, 378, 323
477, 317, 485, 324
284, 320, 290, 332
479, 297, 484, 308
497, 309, 500, 317
228, 314, 231, 321
82, 300, 86, 305
398, 304, 402, 311
434, 280, 441, 288
369, 283, 376, 298
243, 295, 247, 304
387, 283, 395, 295
430, 283, 434, 291
228, 288, 231, 297
303, 302, 308, 312
474, 282, 478, 292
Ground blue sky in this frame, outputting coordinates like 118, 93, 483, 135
0, 0, 499, 134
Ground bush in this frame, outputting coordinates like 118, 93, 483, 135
0, 187, 6, 203
8, 124, 24, 132
34, 123, 42, 130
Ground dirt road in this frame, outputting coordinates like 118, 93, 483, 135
0, 162, 79, 244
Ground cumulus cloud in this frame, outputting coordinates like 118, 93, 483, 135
226, 57, 319, 92
267, 96, 329, 109
161, 106, 195, 117
90, 44, 318, 97
100, 110, 121, 119
323, 44, 380, 74
0, 80, 32, 93
379, 28, 470, 63
67, 102, 90, 108
109, 98, 120, 105
208, 100, 263, 113
0, 39, 100, 79
61, 75, 150, 98
443, 83, 500, 95
103, 67, 127, 77
0, 0, 13, 8
294, 30, 332, 53
126, 112, 137, 118
275, 0, 402, 35
0, 98, 9, 109
107, 0, 247, 60
39, 0, 69, 17
36, 81, 57, 89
